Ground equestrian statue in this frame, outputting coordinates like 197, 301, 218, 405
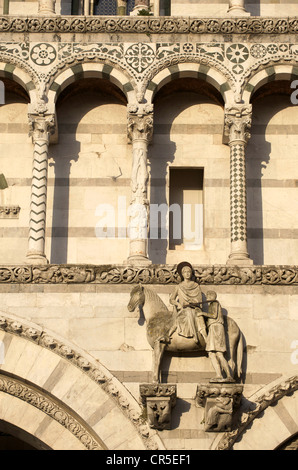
127, 262, 244, 384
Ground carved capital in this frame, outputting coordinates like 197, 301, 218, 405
224, 104, 252, 145
196, 383, 243, 432
28, 114, 56, 143
127, 104, 154, 143
140, 383, 177, 430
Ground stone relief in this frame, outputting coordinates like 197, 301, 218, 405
0, 264, 297, 285
0, 314, 163, 450
1, 38, 298, 103
0, 375, 101, 450
0, 16, 297, 35
127, 263, 244, 385
196, 383, 243, 433
128, 261, 245, 431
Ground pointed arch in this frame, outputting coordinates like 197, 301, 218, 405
0, 313, 165, 451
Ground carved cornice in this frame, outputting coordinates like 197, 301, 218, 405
216, 375, 298, 450
0, 265, 298, 286
0, 315, 164, 450
0, 16, 297, 34
0, 373, 102, 450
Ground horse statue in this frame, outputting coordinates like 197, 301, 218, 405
127, 284, 244, 384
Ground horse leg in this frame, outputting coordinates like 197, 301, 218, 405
152, 340, 166, 383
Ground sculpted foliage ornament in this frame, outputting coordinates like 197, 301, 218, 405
0, 264, 298, 285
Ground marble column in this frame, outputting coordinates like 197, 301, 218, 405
117, 0, 127, 15
26, 114, 55, 265
131, 0, 150, 14
38, 0, 56, 14
228, 0, 250, 15
224, 105, 253, 265
127, 104, 153, 265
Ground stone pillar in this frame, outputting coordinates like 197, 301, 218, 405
228, 0, 250, 16
131, 0, 150, 15
26, 114, 55, 265
38, 0, 56, 14
117, 0, 127, 15
224, 105, 253, 265
127, 104, 153, 265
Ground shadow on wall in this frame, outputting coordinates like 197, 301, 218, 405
48, 78, 127, 264
246, 134, 271, 266
49, 141, 80, 264
245, 0, 260, 16
247, 88, 294, 265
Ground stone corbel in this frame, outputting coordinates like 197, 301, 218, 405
140, 384, 177, 430
196, 383, 243, 432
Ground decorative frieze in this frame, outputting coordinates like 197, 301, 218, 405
0, 16, 297, 35
0, 314, 164, 451
0, 374, 101, 450
0, 206, 20, 218
0, 264, 298, 285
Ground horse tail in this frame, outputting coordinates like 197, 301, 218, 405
226, 317, 244, 381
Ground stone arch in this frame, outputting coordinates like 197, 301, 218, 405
0, 313, 165, 451
143, 59, 235, 105
0, 59, 39, 104
242, 63, 298, 103
47, 62, 137, 106
214, 375, 298, 450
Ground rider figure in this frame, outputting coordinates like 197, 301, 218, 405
170, 262, 207, 344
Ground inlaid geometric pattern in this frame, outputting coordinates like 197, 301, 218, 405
29, 141, 49, 249
230, 143, 247, 243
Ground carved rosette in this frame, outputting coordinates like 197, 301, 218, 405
224, 105, 253, 265
26, 114, 56, 265
140, 383, 177, 431
196, 383, 243, 432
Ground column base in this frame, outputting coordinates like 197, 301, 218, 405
227, 7, 250, 16
126, 255, 152, 266
25, 251, 49, 265
130, 5, 150, 15
227, 254, 253, 266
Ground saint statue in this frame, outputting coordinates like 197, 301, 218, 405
201, 291, 234, 383
170, 262, 207, 343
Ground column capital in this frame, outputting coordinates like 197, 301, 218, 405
127, 104, 154, 143
224, 104, 252, 145
28, 114, 56, 143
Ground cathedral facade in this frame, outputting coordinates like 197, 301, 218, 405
0, 0, 297, 451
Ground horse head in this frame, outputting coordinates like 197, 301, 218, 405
127, 283, 145, 312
